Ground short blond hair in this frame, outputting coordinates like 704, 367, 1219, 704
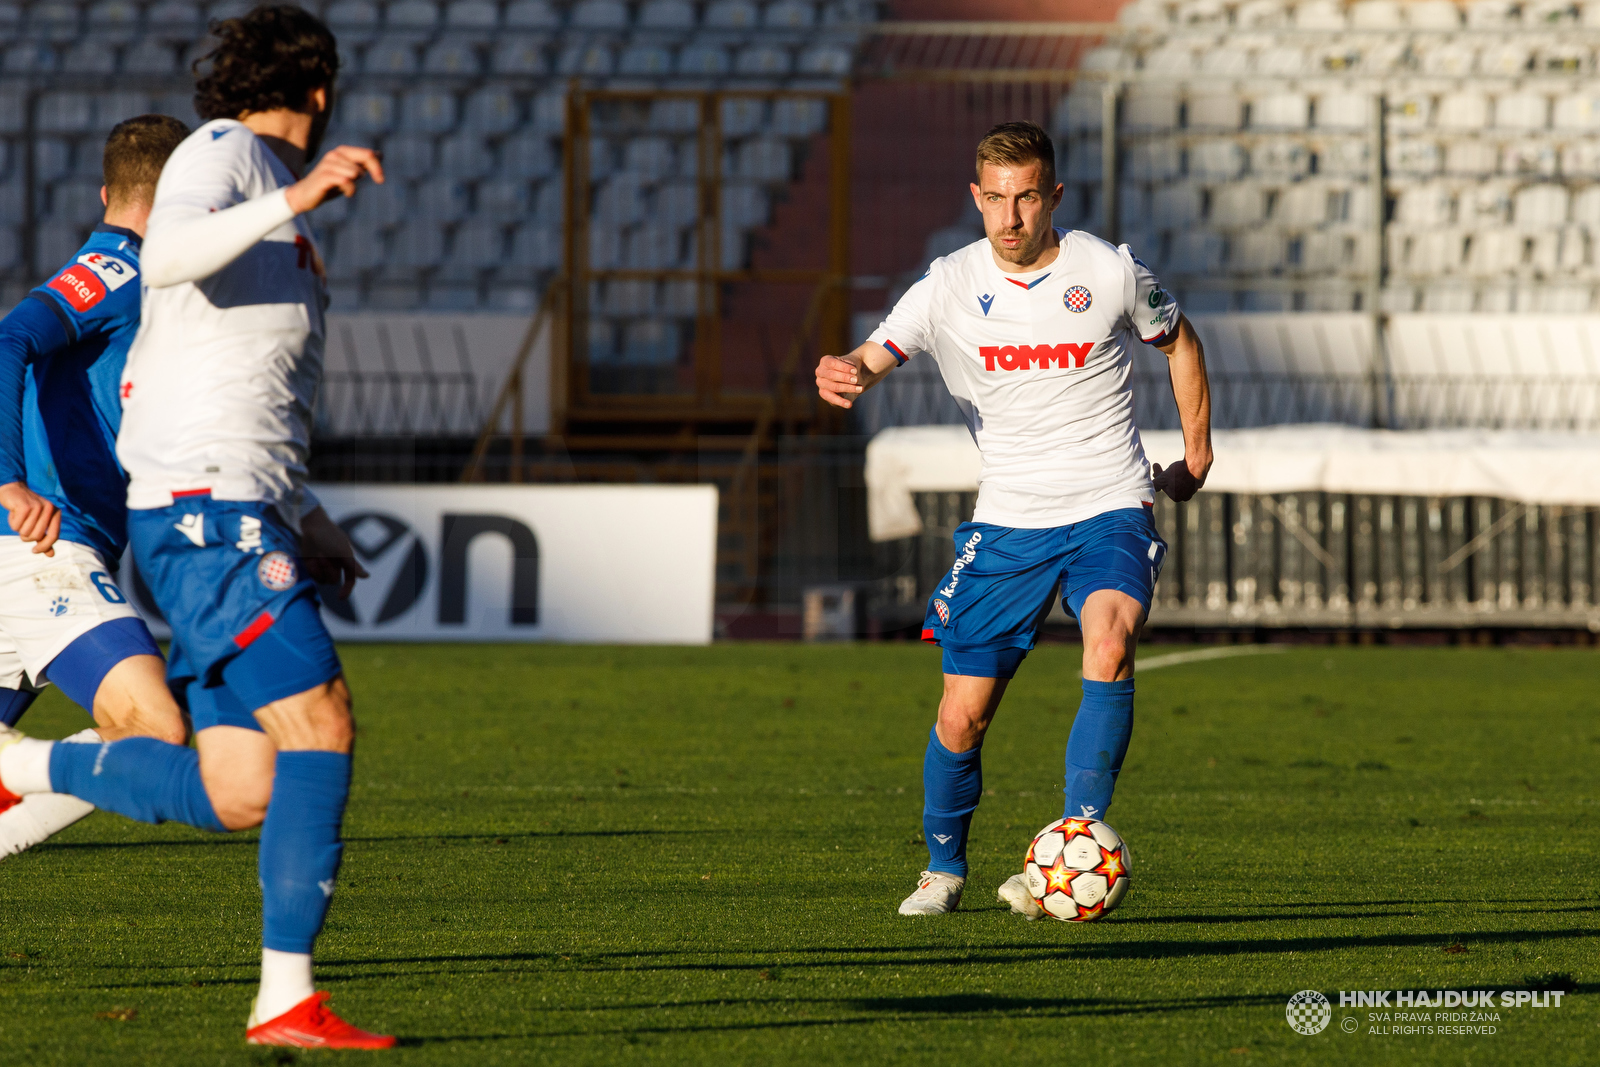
975, 120, 1056, 190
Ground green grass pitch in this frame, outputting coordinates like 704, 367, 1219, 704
0, 642, 1595, 1065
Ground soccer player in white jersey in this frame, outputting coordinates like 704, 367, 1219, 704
0, 6, 392, 1047
816, 122, 1214, 918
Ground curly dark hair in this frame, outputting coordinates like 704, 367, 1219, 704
193, 4, 339, 121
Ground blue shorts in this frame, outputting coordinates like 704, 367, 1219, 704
128, 495, 342, 732
922, 507, 1168, 678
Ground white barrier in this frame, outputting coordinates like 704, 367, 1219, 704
126, 485, 717, 644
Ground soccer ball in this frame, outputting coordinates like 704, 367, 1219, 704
1022, 817, 1132, 921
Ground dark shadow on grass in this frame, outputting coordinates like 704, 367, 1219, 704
317, 925, 1600, 974
344, 829, 728, 843
40, 837, 255, 850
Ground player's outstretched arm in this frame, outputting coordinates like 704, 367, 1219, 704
0, 298, 74, 554
1152, 315, 1213, 503
299, 506, 369, 600
142, 145, 383, 289
816, 341, 900, 410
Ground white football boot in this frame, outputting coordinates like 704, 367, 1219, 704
997, 873, 1045, 920
898, 870, 965, 915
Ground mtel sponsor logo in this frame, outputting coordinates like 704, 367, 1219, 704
47, 265, 107, 311
980, 343, 1092, 372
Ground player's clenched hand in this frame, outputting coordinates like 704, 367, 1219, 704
285, 145, 385, 215
816, 354, 864, 409
299, 506, 369, 600
0, 480, 59, 556
1152, 458, 1207, 503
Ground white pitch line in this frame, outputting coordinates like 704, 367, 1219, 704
1136, 645, 1291, 673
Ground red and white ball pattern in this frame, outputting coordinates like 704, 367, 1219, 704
1022, 817, 1132, 921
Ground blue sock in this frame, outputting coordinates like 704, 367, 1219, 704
48, 738, 224, 831
923, 726, 982, 878
260, 751, 351, 954
0, 687, 37, 727
1064, 678, 1135, 821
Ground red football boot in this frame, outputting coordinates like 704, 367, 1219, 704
0, 728, 26, 814
245, 992, 396, 1049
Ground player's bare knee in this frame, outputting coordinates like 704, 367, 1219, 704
209, 781, 270, 830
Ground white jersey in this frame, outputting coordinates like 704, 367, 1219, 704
868, 229, 1181, 529
118, 119, 327, 519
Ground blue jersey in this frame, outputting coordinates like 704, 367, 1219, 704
0, 224, 142, 560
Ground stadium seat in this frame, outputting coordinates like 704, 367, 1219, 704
1210, 181, 1267, 226
796, 43, 851, 76
85, 0, 141, 41
1514, 183, 1571, 226
659, 278, 696, 315
330, 223, 386, 276
1187, 90, 1243, 130
4, 42, 57, 74
1350, 0, 1404, 27
325, 0, 381, 42
1253, 44, 1307, 77
1386, 90, 1433, 130
1176, 0, 1227, 27
447, 218, 507, 269
626, 223, 685, 270
1466, 0, 1519, 28
1251, 91, 1310, 129
1460, 180, 1514, 226
619, 44, 673, 77
33, 138, 70, 183
366, 38, 421, 76
587, 136, 615, 180
1199, 43, 1251, 77
1394, 181, 1456, 227
720, 97, 765, 137
400, 89, 456, 134
1120, 0, 1176, 27
770, 98, 827, 137
1480, 40, 1533, 76
36, 92, 94, 134
557, 42, 615, 77
654, 181, 697, 228
502, 0, 560, 29
1121, 85, 1179, 132
1301, 229, 1357, 271
445, 0, 499, 32
1408, 0, 1463, 27
1168, 230, 1225, 273
1436, 90, 1490, 130
571, 0, 629, 28
461, 86, 518, 135
1502, 141, 1559, 177
595, 175, 647, 225
1466, 227, 1522, 272
585, 319, 617, 362
1415, 39, 1478, 77
510, 221, 560, 270
95, 90, 150, 128
1536, 41, 1590, 75
639, 0, 696, 29
416, 177, 470, 222
1054, 85, 1102, 134
734, 138, 790, 181
476, 178, 529, 218
1278, 179, 1339, 225
623, 136, 676, 180
1151, 182, 1203, 228
736, 45, 794, 77
379, 134, 434, 181
765, 1, 817, 29
438, 133, 493, 179
603, 278, 655, 315
491, 36, 548, 76
532, 178, 562, 221
1496, 90, 1550, 129
621, 320, 680, 365
341, 90, 395, 135
1319, 138, 1371, 178
1445, 138, 1498, 175
1127, 138, 1180, 182
1420, 282, 1475, 311
1293, 0, 1346, 28
1314, 89, 1369, 130
721, 182, 768, 228
704, 0, 759, 29
1187, 139, 1246, 180
50, 178, 103, 227
387, 0, 440, 31
390, 221, 445, 270
1562, 140, 1600, 177
1234, 0, 1288, 28
1387, 138, 1442, 177
678, 42, 731, 77
62, 38, 117, 75
423, 38, 481, 76
588, 225, 623, 269
1139, 41, 1198, 76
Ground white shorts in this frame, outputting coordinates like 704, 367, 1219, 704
0, 536, 142, 691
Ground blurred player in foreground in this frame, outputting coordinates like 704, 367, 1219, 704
815, 121, 1214, 918
0, 5, 390, 1047
0, 115, 190, 857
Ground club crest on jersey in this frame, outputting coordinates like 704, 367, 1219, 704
933, 598, 949, 625
977, 293, 995, 315
1065, 285, 1093, 313
258, 551, 298, 592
